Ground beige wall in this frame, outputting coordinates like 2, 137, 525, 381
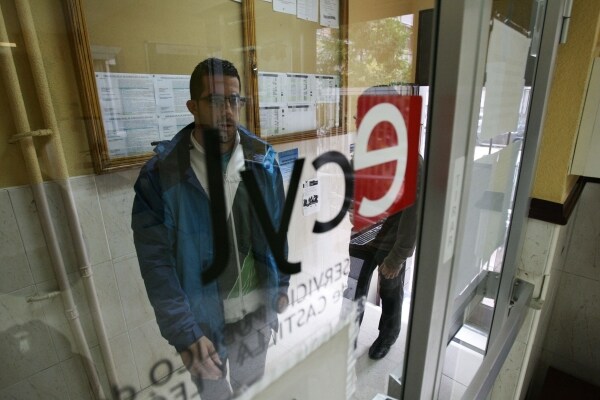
255, 0, 325, 74
531, 0, 600, 203
84, 0, 244, 75
4, 0, 596, 201
0, 0, 247, 189
0, 0, 352, 189
539, 183, 600, 391
0, 0, 437, 189
0, 0, 92, 188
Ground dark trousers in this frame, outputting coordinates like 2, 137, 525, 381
195, 311, 272, 400
350, 246, 406, 340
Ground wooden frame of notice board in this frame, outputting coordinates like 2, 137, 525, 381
65, 0, 349, 173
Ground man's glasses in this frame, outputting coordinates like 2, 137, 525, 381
198, 94, 246, 109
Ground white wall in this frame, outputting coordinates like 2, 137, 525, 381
488, 215, 574, 398
490, 182, 600, 399
534, 182, 600, 392
0, 169, 183, 399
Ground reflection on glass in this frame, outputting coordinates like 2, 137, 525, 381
347, 15, 413, 86
1, 1, 432, 399
442, 0, 542, 396
126, 57, 364, 399
130, 58, 291, 399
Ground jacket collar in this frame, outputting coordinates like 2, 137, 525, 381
156, 122, 274, 190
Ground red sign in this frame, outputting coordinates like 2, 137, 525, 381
353, 93, 422, 231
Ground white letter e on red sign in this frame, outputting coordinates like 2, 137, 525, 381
353, 93, 421, 231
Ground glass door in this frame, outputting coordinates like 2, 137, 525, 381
401, 0, 565, 399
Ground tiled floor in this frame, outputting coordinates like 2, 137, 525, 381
351, 299, 412, 400
350, 251, 488, 400
351, 303, 488, 400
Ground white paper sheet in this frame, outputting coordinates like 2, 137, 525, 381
302, 178, 321, 216
297, 0, 318, 22
154, 74, 189, 114
259, 106, 284, 137
320, 0, 339, 28
286, 74, 313, 103
96, 72, 156, 117
95, 72, 198, 157
315, 74, 338, 103
285, 104, 316, 132
257, 72, 339, 135
278, 148, 299, 185
258, 72, 285, 104
274, 0, 296, 15
480, 19, 531, 140
106, 134, 128, 158
475, 141, 521, 260
104, 115, 159, 157
159, 113, 193, 141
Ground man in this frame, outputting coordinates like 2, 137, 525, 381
348, 85, 421, 360
132, 58, 289, 399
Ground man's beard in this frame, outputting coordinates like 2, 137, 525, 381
198, 121, 237, 143
218, 124, 236, 144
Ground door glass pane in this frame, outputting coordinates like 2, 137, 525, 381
344, 4, 433, 399
0, 1, 437, 400
0, 0, 443, 396
440, 1, 545, 397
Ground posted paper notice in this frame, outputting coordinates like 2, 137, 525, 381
302, 178, 321, 216
278, 148, 299, 186
480, 19, 531, 140
274, 0, 296, 15
320, 0, 339, 28
297, 0, 318, 22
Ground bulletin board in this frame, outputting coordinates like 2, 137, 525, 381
65, 0, 349, 173
252, 0, 349, 143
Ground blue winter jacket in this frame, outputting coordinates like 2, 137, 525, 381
131, 123, 289, 357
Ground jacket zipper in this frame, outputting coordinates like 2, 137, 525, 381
225, 166, 246, 315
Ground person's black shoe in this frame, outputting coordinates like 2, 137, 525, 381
368, 335, 397, 360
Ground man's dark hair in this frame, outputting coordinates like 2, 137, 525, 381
190, 58, 241, 100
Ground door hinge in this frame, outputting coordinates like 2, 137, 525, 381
560, 0, 573, 44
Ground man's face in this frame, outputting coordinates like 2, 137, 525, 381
187, 74, 242, 152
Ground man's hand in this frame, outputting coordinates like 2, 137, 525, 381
275, 293, 289, 313
379, 261, 401, 280
180, 336, 223, 380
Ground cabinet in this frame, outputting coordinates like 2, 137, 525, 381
571, 57, 600, 178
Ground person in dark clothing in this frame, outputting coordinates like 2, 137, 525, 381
349, 85, 421, 360
349, 171, 419, 359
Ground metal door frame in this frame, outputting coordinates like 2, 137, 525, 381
398, 0, 566, 398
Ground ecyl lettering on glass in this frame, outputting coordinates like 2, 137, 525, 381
288, 258, 350, 306
201, 95, 418, 283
